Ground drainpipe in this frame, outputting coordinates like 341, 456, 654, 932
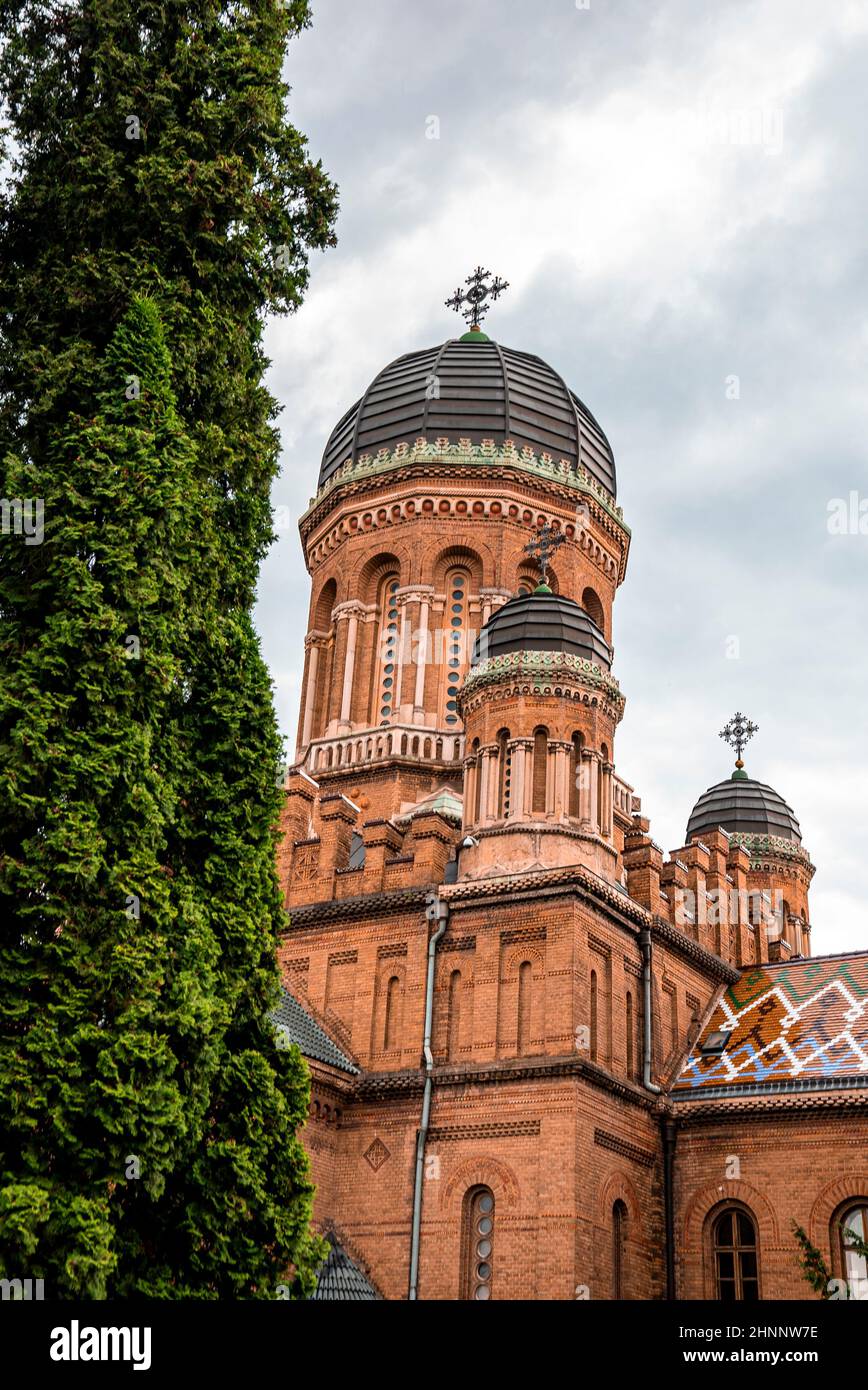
408, 890, 448, 1300
638, 928, 663, 1095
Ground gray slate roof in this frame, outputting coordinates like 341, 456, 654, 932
270, 987, 358, 1075
310, 1234, 381, 1301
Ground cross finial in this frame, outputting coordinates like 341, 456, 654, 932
445, 266, 510, 330
720, 711, 758, 768
524, 523, 565, 586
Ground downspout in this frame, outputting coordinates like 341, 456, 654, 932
640, 926, 677, 1298
638, 928, 663, 1095
408, 890, 448, 1300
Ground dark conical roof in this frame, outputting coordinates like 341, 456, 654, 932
472, 590, 612, 670
319, 336, 616, 496
686, 773, 802, 843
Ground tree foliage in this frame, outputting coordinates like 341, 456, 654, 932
0, 0, 336, 1297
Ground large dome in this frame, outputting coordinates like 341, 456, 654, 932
472, 590, 612, 671
686, 774, 802, 844
319, 333, 616, 496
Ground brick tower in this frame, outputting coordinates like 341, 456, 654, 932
275, 282, 868, 1303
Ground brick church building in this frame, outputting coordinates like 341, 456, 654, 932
275, 278, 868, 1301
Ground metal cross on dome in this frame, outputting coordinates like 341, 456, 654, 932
524, 523, 565, 584
720, 711, 758, 765
445, 266, 510, 329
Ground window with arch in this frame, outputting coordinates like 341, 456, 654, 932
348, 831, 365, 870
714, 1208, 759, 1301
471, 737, 482, 823
496, 728, 511, 818
582, 585, 605, 634
569, 732, 584, 818
840, 1204, 868, 1299
461, 1187, 495, 1300
590, 969, 598, 1061
443, 568, 469, 727
613, 1200, 628, 1298
532, 727, 548, 813
517, 960, 533, 1053
373, 574, 400, 726
383, 975, 402, 1051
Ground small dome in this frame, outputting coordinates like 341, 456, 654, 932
472, 590, 612, 670
319, 336, 616, 496
686, 774, 802, 843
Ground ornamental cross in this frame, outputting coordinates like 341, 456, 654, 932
445, 266, 510, 329
720, 711, 758, 765
524, 523, 565, 584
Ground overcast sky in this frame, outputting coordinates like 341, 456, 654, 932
257, 0, 868, 955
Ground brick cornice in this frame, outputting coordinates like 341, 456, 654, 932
285, 885, 432, 930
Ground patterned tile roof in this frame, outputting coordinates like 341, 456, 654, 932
309, 1234, 381, 1300
269, 987, 359, 1075
673, 951, 868, 1098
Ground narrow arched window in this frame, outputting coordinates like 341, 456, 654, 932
590, 969, 598, 1061
517, 960, 532, 1054
626, 991, 634, 1078
373, 574, 400, 726
442, 569, 469, 727
496, 728, 511, 818
348, 831, 365, 870
613, 1200, 628, 1298
569, 732, 583, 818
471, 737, 482, 823
840, 1204, 868, 1299
461, 1187, 495, 1300
532, 727, 548, 813
384, 975, 401, 1050
447, 970, 462, 1060
714, 1208, 759, 1301
582, 585, 605, 634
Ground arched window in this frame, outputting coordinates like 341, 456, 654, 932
626, 991, 634, 1078
496, 728, 511, 819
613, 1200, 628, 1298
840, 1204, 868, 1299
447, 970, 462, 1060
348, 831, 365, 870
461, 1187, 495, 1300
471, 738, 482, 823
373, 574, 400, 726
590, 969, 598, 1061
582, 586, 605, 634
384, 975, 401, 1050
569, 732, 583, 818
443, 569, 469, 727
714, 1208, 759, 1301
532, 727, 548, 813
517, 960, 532, 1053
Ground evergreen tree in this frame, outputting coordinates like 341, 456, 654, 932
0, 0, 336, 1298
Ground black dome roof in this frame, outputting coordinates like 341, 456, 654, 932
686, 775, 802, 843
319, 335, 616, 496
472, 590, 612, 670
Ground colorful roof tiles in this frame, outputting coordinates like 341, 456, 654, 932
673, 951, 868, 1097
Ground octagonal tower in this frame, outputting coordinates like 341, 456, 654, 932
292, 320, 631, 825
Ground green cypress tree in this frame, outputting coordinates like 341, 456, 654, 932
0, 0, 336, 1298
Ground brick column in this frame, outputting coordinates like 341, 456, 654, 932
463, 756, 478, 831
480, 744, 499, 824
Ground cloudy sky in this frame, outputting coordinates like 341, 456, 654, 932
256, 0, 868, 954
